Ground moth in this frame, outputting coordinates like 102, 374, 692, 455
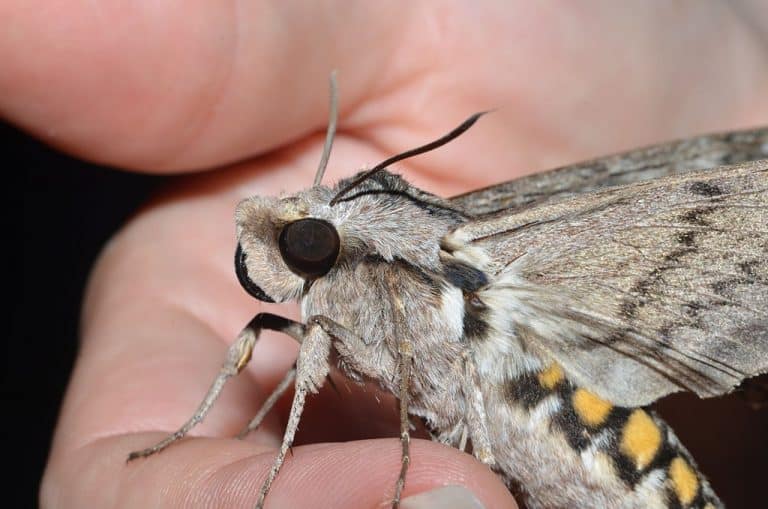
128, 74, 768, 509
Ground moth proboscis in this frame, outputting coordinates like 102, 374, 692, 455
128, 73, 768, 509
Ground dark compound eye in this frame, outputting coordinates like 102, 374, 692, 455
278, 218, 340, 279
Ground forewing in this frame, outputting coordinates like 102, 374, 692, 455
449, 127, 768, 216
446, 162, 768, 406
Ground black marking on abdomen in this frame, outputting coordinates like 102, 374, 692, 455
550, 383, 592, 451
504, 371, 552, 409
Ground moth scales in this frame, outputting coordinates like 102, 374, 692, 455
128, 74, 768, 508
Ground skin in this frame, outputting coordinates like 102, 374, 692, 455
1, 1, 764, 508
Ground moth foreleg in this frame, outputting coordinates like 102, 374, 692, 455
255, 316, 334, 509
126, 313, 302, 462
237, 365, 296, 440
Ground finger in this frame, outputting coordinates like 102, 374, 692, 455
4, 2, 766, 175
0, 1, 409, 171
43, 436, 518, 509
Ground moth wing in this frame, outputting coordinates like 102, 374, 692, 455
448, 127, 768, 216
445, 162, 768, 407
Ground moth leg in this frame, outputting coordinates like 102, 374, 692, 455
458, 424, 469, 453
127, 313, 303, 461
461, 353, 496, 467
255, 317, 333, 509
302, 315, 409, 508
427, 420, 468, 452
237, 365, 296, 440
393, 337, 414, 509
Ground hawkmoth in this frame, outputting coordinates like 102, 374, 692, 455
128, 74, 768, 509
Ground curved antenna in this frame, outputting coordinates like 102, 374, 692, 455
329, 111, 488, 206
313, 71, 339, 186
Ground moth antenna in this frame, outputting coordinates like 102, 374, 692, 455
313, 70, 339, 187
329, 111, 489, 206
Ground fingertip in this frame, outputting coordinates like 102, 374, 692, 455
227, 439, 517, 509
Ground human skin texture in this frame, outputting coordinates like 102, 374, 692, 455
2, 1, 764, 508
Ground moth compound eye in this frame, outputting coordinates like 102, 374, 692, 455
279, 218, 340, 279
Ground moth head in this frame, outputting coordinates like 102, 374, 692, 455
235, 189, 341, 303
236, 167, 469, 302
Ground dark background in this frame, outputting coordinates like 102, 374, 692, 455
5, 121, 767, 508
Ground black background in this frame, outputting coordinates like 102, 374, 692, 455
6, 120, 768, 508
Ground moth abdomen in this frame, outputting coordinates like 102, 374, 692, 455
492, 363, 723, 508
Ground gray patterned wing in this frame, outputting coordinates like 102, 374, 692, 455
445, 162, 768, 407
449, 127, 768, 216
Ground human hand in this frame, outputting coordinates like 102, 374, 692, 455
9, 2, 763, 508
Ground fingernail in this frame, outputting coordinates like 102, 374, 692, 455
400, 486, 486, 509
